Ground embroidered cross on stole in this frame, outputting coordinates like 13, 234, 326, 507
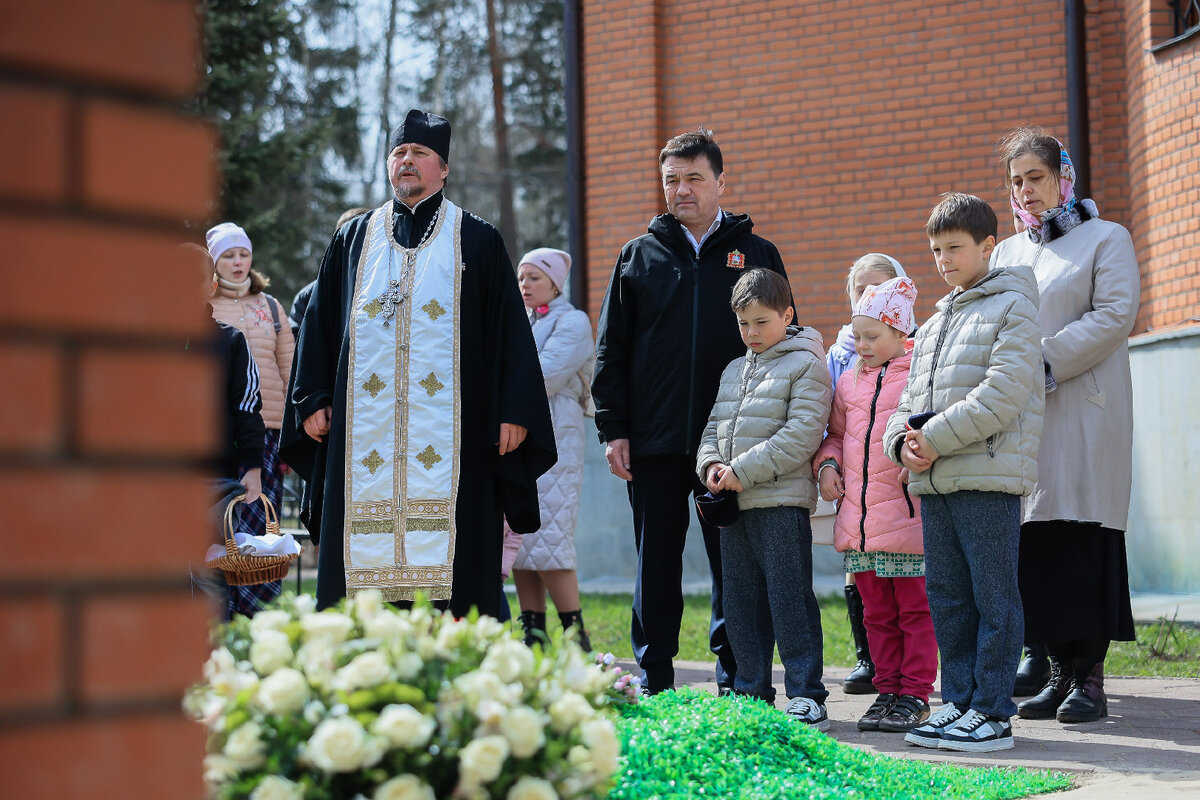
344, 199, 463, 601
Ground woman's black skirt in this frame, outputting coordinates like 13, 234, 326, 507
1019, 520, 1136, 643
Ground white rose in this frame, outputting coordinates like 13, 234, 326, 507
293, 594, 317, 614
548, 692, 593, 733
433, 618, 467, 659
205, 647, 259, 698
580, 717, 620, 776
255, 667, 310, 715
334, 651, 391, 691
301, 610, 355, 644
471, 615, 505, 641
481, 640, 534, 684
297, 640, 336, 685
375, 774, 437, 800
474, 699, 506, 728
352, 588, 384, 620
250, 630, 294, 676
249, 609, 291, 636
305, 717, 384, 773
223, 721, 266, 769
454, 670, 508, 705
202, 754, 239, 787
249, 775, 305, 800
372, 704, 436, 749
457, 734, 510, 788
507, 776, 558, 800
393, 651, 423, 681
500, 705, 545, 758
365, 612, 411, 641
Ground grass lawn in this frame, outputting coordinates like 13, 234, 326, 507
520, 591, 1200, 678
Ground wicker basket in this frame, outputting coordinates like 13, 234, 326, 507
209, 494, 301, 586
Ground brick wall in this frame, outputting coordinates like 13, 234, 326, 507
581, 0, 1198, 341
0, 2, 218, 797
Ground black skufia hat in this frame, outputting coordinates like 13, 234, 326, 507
387, 109, 452, 163
695, 489, 739, 528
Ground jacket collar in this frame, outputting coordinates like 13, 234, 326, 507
648, 210, 753, 257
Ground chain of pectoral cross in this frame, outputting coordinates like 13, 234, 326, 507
377, 200, 444, 328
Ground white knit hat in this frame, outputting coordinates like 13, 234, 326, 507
205, 222, 252, 263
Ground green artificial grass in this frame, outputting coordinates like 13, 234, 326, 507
612, 689, 1073, 800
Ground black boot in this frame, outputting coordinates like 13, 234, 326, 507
1013, 642, 1051, 696
1017, 656, 1072, 719
1057, 661, 1108, 723
558, 610, 592, 652
518, 610, 547, 648
843, 584, 876, 694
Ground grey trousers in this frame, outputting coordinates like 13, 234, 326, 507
922, 490, 1023, 719
720, 505, 827, 703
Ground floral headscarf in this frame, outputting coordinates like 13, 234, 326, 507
1010, 138, 1078, 231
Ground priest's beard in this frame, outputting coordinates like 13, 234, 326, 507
395, 181, 426, 200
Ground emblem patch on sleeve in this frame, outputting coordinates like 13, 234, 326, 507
727, 250, 746, 269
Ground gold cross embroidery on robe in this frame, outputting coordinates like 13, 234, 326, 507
362, 373, 386, 398
416, 444, 442, 470
363, 298, 383, 319
419, 371, 444, 397
422, 298, 446, 320
361, 449, 385, 474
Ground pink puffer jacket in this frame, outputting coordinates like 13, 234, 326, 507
813, 348, 922, 554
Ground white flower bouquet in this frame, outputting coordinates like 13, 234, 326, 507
186, 592, 629, 800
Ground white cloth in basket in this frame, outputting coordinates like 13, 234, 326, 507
206, 531, 301, 563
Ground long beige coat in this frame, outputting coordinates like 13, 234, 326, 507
991, 217, 1140, 531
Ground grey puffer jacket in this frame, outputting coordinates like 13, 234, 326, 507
696, 325, 832, 511
883, 266, 1044, 496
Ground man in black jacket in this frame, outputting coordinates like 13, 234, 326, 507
592, 129, 791, 694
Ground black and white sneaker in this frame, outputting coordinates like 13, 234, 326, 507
938, 709, 1014, 752
904, 702, 964, 748
784, 696, 831, 732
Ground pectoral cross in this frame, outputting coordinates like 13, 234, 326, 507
376, 279, 407, 328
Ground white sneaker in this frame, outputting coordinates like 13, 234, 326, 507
938, 709, 1014, 752
784, 697, 830, 731
904, 702, 964, 748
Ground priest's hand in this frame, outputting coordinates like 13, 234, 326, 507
605, 438, 632, 481
497, 423, 527, 455
304, 406, 332, 442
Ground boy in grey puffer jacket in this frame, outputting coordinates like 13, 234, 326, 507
697, 269, 833, 728
884, 194, 1044, 753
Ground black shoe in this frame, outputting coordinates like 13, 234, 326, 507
1013, 642, 1051, 696
1018, 657, 1071, 719
843, 585, 876, 694
857, 693, 898, 731
1057, 661, 1108, 723
518, 610, 547, 648
557, 609, 592, 652
878, 694, 931, 733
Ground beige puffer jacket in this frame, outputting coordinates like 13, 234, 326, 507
883, 266, 1044, 496
696, 325, 832, 511
210, 288, 295, 430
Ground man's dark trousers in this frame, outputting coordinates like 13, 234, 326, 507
627, 453, 736, 693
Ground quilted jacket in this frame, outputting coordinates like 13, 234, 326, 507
210, 288, 295, 430
883, 266, 1044, 496
813, 346, 922, 555
696, 325, 832, 512
513, 296, 595, 571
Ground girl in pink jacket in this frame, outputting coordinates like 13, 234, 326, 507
813, 276, 937, 734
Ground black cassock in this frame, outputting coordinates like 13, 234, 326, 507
281, 192, 556, 616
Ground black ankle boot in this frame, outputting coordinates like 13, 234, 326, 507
1017, 656, 1071, 719
1013, 642, 1051, 696
518, 610, 547, 648
843, 584, 875, 694
1057, 661, 1108, 723
558, 610, 592, 652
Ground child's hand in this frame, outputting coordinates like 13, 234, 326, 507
900, 441, 932, 474
904, 429, 939, 462
715, 465, 744, 493
819, 467, 844, 501
705, 463, 725, 494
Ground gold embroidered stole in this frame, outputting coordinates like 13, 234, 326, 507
343, 199, 462, 601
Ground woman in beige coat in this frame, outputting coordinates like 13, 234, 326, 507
990, 130, 1139, 724
206, 222, 296, 614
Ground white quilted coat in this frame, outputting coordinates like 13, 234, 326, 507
513, 296, 595, 571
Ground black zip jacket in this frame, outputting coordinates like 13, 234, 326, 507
592, 211, 789, 458
209, 318, 265, 478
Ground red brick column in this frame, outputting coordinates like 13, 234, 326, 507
0, 2, 220, 797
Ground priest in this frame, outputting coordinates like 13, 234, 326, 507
282, 109, 556, 616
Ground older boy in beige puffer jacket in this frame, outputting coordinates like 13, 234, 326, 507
696, 268, 833, 729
